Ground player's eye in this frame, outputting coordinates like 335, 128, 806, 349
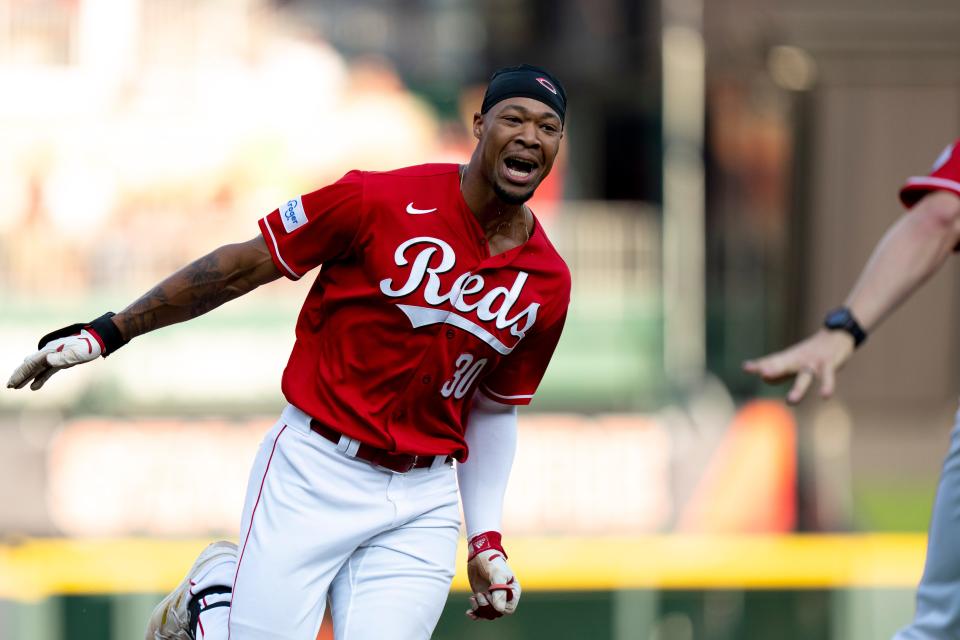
502, 115, 522, 124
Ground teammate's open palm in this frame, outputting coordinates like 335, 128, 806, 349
742, 329, 855, 404
465, 534, 521, 621
7, 329, 102, 391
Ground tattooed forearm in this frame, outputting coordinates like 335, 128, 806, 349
188, 253, 225, 286
112, 236, 281, 341
116, 285, 168, 339
180, 253, 235, 317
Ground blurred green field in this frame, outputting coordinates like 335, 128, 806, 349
853, 480, 938, 532
0, 589, 914, 640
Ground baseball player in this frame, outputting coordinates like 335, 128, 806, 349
743, 138, 960, 639
6, 64, 571, 640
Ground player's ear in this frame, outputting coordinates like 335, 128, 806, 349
472, 112, 483, 140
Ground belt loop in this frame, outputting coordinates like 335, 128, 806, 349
344, 437, 361, 458
430, 455, 448, 470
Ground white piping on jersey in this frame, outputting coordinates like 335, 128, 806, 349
480, 385, 533, 401
395, 304, 516, 355
904, 176, 960, 193
262, 216, 302, 280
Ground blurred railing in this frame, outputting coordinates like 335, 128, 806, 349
551, 201, 661, 309
2, 201, 661, 299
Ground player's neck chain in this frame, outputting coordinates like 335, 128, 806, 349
459, 164, 531, 245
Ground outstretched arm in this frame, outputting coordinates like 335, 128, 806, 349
8, 234, 281, 390
844, 190, 960, 332
113, 234, 281, 340
743, 190, 960, 402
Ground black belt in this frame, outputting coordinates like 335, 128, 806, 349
310, 419, 454, 473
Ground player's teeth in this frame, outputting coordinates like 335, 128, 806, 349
508, 167, 530, 177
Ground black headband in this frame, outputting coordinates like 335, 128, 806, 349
480, 64, 567, 124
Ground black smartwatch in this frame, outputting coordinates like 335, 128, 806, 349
823, 306, 867, 348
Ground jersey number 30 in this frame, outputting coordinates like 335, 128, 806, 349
441, 353, 488, 399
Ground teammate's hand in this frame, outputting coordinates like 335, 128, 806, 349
742, 329, 855, 404
465, 532, 520, 621
7, 329, 103, 391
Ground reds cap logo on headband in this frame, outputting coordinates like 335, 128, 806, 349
481, 64, 568, 124
536, 77, 558, 95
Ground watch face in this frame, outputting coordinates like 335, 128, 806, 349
824, 307, 866, 346
825, 308, 849, 328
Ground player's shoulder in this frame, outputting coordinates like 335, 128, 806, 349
358, 163, 459, 199
538, 232, 570, 275
528, 220, 572, 290
365, 163, 460, 181
920, 138, 960, 174
900, 137, 960, 208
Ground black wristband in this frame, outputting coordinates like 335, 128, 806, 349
88, 312, 128, 356
823, 306, 867, 348
36, 312, 128, 357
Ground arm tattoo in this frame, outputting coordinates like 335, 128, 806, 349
184, 253, 235, 317
117, 285, 168, 339
116, 244, 268, 340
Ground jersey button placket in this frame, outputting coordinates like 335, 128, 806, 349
421, 374, 432, 384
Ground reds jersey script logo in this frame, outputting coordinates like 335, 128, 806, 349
379, 237, 539, 355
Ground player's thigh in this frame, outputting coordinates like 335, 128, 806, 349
328, 502, 460, 640
228, 418, 367, 639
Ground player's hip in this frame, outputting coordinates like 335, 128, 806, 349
254, 404, 458, 514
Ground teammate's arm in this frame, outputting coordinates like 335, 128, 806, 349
743, 190, 960, 402
7, 235, 281, 391
457, 392, 522, 620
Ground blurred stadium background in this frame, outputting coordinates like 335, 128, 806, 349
1, 0, 960, 638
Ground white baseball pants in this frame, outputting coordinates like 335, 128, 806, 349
194, 404, 461, 640
893, 409, 960, 639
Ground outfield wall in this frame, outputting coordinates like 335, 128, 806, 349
0, 535, 928, 640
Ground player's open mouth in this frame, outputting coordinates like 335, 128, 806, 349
502, 156, 539, 185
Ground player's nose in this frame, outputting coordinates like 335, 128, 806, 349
513, 122, 540, 148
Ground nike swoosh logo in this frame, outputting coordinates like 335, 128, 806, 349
406, 203, 437, 215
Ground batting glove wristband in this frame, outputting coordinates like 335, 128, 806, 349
6, 312, 127, 391
465, 531, 521, 621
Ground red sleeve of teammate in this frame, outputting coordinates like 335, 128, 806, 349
900, 139, 960, 208
478, 310, 568, 406
258, 170, 365, 280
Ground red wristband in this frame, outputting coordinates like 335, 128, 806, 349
468, 531, 507, 561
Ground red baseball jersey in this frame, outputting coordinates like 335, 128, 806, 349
258, 163, 571, 460
900, 138, 960, 207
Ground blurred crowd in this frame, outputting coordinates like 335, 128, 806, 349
0, 1, 480, 298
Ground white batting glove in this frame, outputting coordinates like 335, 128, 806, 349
465, 532, 521, 621
8, 312, 126, 392
7, 329, 103, 391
